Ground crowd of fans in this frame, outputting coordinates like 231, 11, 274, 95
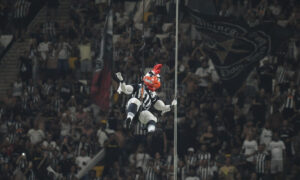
0, 0, 300, 180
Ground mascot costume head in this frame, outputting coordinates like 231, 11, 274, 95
143, 64, 162, 91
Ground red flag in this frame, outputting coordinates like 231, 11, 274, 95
91, 63, 111, 110
91, 6, 113, 110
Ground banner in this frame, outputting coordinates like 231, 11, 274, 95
91, 6, 113, 110
186, 0, 217, 15
188, 9, 291, 94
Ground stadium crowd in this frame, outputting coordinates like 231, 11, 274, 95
0, 0, 300, 180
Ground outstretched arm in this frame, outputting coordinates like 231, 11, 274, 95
153, 99, 177, 115
154, 100, 171, 112
116, 72, 134, 95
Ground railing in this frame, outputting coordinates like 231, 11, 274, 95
0, 35, 14, 62
0, 0, 45, 63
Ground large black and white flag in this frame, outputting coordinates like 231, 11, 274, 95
187, 8, 292, 94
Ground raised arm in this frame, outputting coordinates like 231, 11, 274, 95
116, 72, 134, 95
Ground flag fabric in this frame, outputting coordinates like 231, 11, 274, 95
91, 5, 113, 110
186, 0, 217, 15
187, 8, 292, 94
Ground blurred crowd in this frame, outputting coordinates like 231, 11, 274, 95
0, 0, 300, 180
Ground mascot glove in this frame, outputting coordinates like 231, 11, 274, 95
171, 99, 177, 106
116, 72, 123, 82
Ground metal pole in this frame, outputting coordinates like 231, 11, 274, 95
174, 0, 179, 179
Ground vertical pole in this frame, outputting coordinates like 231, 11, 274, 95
174, 0, 179, 180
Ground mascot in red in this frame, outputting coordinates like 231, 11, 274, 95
116, 64, 177, 133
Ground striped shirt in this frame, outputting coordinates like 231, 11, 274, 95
276, 65, 287, 84
197, 152, 211, 165
43, 83, 52, 96
134, 121, 147, 136
22, 95, 29, 110
177, 166, 186, 180
14, 0, 31, 18
186, 154, 198, 170
26, 170, 36, 180
26, 86, 35, 95
285, 88, 295, 109
196, 166, 214, 180
131, 84, 159, 110
32, 94, 40, 104
53, 97, 63, 113
165, 154, 174, 169
255, 152, 270, 174
43, 21, 56, 39
145, 165, 158, 180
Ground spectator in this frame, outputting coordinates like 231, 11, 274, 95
260, 122, 272, 148
78, 37, 92, 79
253, 144, 270, 180
37, 36, 51, 64
269, 132, 286, 180
12, 77, 23, 97
145, 159, 160, 180
185, 147, 197, 171
59, 151, 74, 177
19, 50, 32, 82
45, 43, 58, 79
279, 120, 294, 158
218, 157, 240, 180
42, 15, 58, 41
242, 133, 258, 176
57, 36, 72, 77
13, 0, 31, 40
196, 158, 215, 180
27, 121, 45, 145
96, 120, 109, 149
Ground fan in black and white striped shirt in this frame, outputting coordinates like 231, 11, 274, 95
185, 147, 197, 171
145, 159, 160, 180
42, 17, 57, 40
13, 0, 31, 39
134, 121, 147, 136
196, 160, 214, 180
197, 145, 211, 166
254, 144, 270, 180
282, 87, 296, 119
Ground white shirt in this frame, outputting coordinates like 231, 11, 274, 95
28, 129, 45, 145
195, 67, 211, 87
185, 176, 200, 180
42, 140, 58, 150
260, 128, 272, 147
57, 42, 71, 59
60, 122, 71, 136
12, 82, 22, 96
269, 5, 281, 16
242, 139, 258, 162
38, 42, 50, 60
97, 129, 108, 147
129, 153, 151, 171
76, 156, 91, 170
269, 140, 285, 160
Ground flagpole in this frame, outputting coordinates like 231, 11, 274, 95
174, 0, 179, 179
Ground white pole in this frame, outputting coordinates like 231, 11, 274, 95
174, 0, 179, 179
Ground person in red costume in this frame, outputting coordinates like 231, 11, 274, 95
116, 64, 177, 133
